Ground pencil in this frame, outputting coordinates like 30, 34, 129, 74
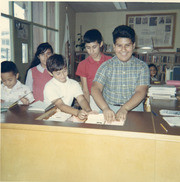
160, 123, 168, 133
151, 110, 158, 116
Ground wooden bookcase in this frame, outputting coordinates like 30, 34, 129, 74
133, 52, 180, 81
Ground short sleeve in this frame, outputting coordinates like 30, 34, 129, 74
93, 62, 108, 86
75, 61, 87, 77
139, 63, 150, 86
72, 80, 83, 98
43, 83, 63, 104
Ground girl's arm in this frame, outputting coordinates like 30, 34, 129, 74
25, 69, 33, 91
80, 76, 90, 103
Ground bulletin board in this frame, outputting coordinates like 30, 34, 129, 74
126, 13, 176, 49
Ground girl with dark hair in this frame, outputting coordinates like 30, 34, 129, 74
25, 42, 53, 101
148, 64, 159, 83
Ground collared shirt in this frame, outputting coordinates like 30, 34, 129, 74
1, 80, 34, 104
75, 53, 111, 94
44, 77, 83, 106
94, 55, 150, 105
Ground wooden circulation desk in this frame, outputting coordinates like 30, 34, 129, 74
1, 101, 180, 182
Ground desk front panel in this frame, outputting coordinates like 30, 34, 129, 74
1, 124, 156, 182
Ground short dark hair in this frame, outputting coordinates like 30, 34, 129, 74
112, 25, 135, 44
46, 54, 67, 73
1, 61, 19, 75
84, 29, 103, 44
148, 63, 158, 72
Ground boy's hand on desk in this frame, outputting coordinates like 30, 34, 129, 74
77, 110, 88, 120
21, 98, 30, 105
115, 107, 128, 122
103, 108, 116, 123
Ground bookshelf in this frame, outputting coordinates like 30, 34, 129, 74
133, 52, 180, 81
74, 51, 180, 81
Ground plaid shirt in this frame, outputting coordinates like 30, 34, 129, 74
94, 55, 150, 105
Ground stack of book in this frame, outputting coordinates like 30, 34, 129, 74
147, 85, 176, 100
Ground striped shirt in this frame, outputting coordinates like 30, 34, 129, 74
94, 55, 150, 105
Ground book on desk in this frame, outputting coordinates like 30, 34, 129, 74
148, 85, 177, 100
28, 101, 55, 112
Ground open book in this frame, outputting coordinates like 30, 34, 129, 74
84, 113, 125, 126
1, 101, 18, 112
1, 92, 32, 112
28, 101, 55, 112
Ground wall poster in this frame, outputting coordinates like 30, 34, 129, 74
126, 13, 176, 49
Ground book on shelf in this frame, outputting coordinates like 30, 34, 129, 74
28, 101, 55, 112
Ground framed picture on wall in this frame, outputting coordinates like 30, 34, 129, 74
126, 13, 176, 49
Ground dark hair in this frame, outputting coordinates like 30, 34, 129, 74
1, 61, 18, 75
84, 29, 103, 44
46, 54, 67, 73
112, 25, 135, 44
29, 42, 53, 69
148, 63, 158, 72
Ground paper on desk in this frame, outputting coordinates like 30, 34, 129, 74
160, 109, 180, 116
163, 117, 180, 127
85, 114, 125, 126
44, 109, 71, 122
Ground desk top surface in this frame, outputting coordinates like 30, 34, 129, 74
1, 105, 154, 134
1, 99, 180, 136
150, 98, 180, 136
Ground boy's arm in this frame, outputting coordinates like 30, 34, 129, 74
91, 81, 115, 122
116, 85, 148, 121
76, 94, 92, 112
80, 76, 90, 103
54, 98, 79, 116
54, 98, 89, 120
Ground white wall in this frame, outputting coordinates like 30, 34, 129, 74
76, 9, 180, 52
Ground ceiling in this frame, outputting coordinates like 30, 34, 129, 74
67, 2, 180, 12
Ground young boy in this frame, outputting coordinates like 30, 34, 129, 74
75, 29, 111, 112
91, 25, 150, 122
44, 54, 92, 120
1, 61, 34, 105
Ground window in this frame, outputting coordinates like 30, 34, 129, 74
14, 1, 29, 21
0, 17, 11, 61
0, 1, 59, 62
33, 26, 45, 53
32, 2, 44, 25
0, 1, 9, 15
